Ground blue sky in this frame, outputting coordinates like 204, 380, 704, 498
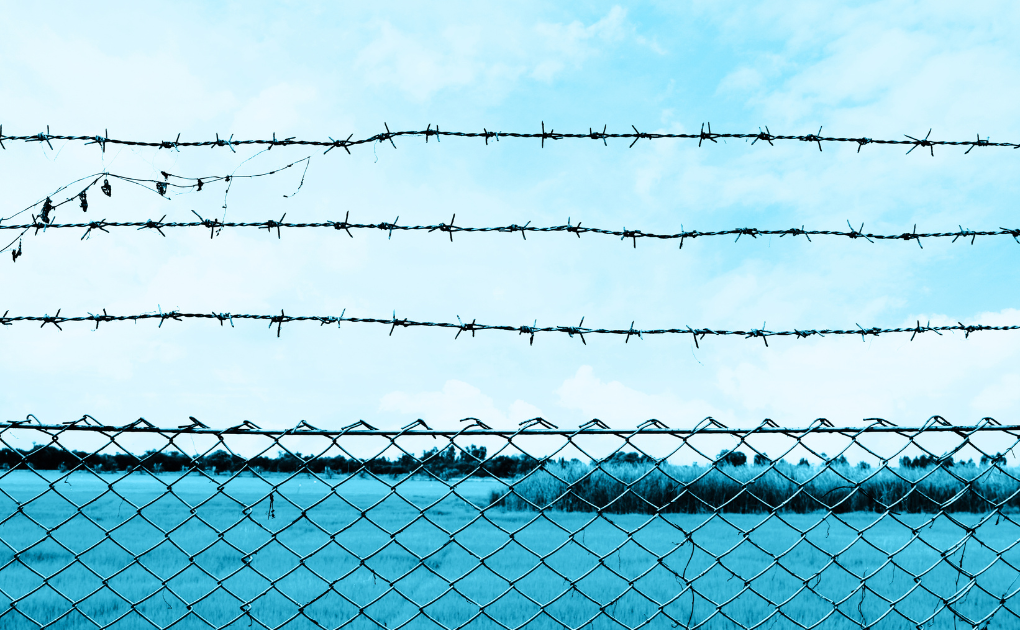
2, 1, 1019, 435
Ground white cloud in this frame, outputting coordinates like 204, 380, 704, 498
716, 309, 1020, 425
556, 365, 725, 427
379, 380, 542, 429
972, 373, 1020, 416
355, 7, 643, 97
230, 83, 320, 136
531, 6, 630, 81
355, 22, 481, 101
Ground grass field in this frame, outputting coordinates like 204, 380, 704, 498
2, 469, 1019, 630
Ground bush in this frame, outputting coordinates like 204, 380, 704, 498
489, 459, 1020, 515
718, 450, 747, 467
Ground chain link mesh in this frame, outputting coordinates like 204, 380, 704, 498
1, 416, 1018, 630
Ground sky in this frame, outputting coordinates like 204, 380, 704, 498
2, 1, 1019, 440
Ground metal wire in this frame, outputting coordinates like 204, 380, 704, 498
0, 308, 1013, 344
4, 215, 1019, 249
0, 123, 1006, 155
1, 416, 1019, 630
0, 159, 312, 257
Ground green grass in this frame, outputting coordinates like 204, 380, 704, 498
1, 468, 1019, 629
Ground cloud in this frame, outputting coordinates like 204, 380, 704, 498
355, 22, 483, 101
355, 7, 642, 98
531, 6, 630, 81
379, 380, 542, 429
716, 309, 1020, 425
230, 83, 320, 135
556, 365, 725, 427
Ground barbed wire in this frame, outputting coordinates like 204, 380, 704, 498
0, 158, 311, 257
3, 213, 1018, 248
0, 308, 1014, 344
0, 122, 1008, 155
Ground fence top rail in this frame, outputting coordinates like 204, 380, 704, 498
0, 123, 1008, 156
0, 417, 1013, 438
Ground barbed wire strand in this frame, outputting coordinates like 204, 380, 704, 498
0, 123, 1006, 155
0, 158, 311, 256
2, 215, 1017, 248
0, 308, 1013, 344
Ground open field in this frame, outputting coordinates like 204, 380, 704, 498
2, 469, 1019, 630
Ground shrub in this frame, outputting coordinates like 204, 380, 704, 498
489, 460, 1020, 515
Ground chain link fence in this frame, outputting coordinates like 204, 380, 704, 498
1, 416, 1019, 630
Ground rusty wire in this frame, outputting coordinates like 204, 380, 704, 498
0, 308, 1014, 344
0, 123, 1008, 155
0, 416, 1019, 630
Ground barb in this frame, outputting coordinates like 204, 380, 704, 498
0, 309, 1014, 343
2, 124, 1019, 153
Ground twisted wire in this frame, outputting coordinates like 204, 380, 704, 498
0, 308, 1012, 344
0, 123, 1007, 155
3, 215, 1018, 248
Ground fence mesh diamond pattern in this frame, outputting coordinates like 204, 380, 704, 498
1, 417, 1019, 630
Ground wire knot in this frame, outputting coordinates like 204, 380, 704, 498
389, 311, 409, 336
803, 126, 824, 151
734, 228, 759, 242
751, 126, 774, 146
140, 215, 167, 237
540, 121, 561, 148
41, 309, 64, 330
325, 133, 353, 155
333, 211, 354, 237
213, 133, 236, 153
845, 221, 874, 243
423, 124, 441, 143
745, 323, 770, 347
455, 315, 477, 339
965, 133, 989, 155
88, 309, 113, 331
905, 129, 935, 156
519, 320, 538, 346
261, 214, 287, 239
621, 228, 640, 248
81, 220, 109, 241
160, 133, 181, 152
952, 225, 978, 245
698, 122, 719, 147
429, 214, 457, 242
562, 317, 587, 345
269, 309, 290, 337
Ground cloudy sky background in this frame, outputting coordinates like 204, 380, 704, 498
2, 1, 1019, 439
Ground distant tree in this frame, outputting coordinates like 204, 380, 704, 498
717, 450, 746, 467
797, 458, 810, 467
980, 453, 1007, 466
753, 453, 771, 467
828, 455, 848, 467
900, 454, 954, 469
